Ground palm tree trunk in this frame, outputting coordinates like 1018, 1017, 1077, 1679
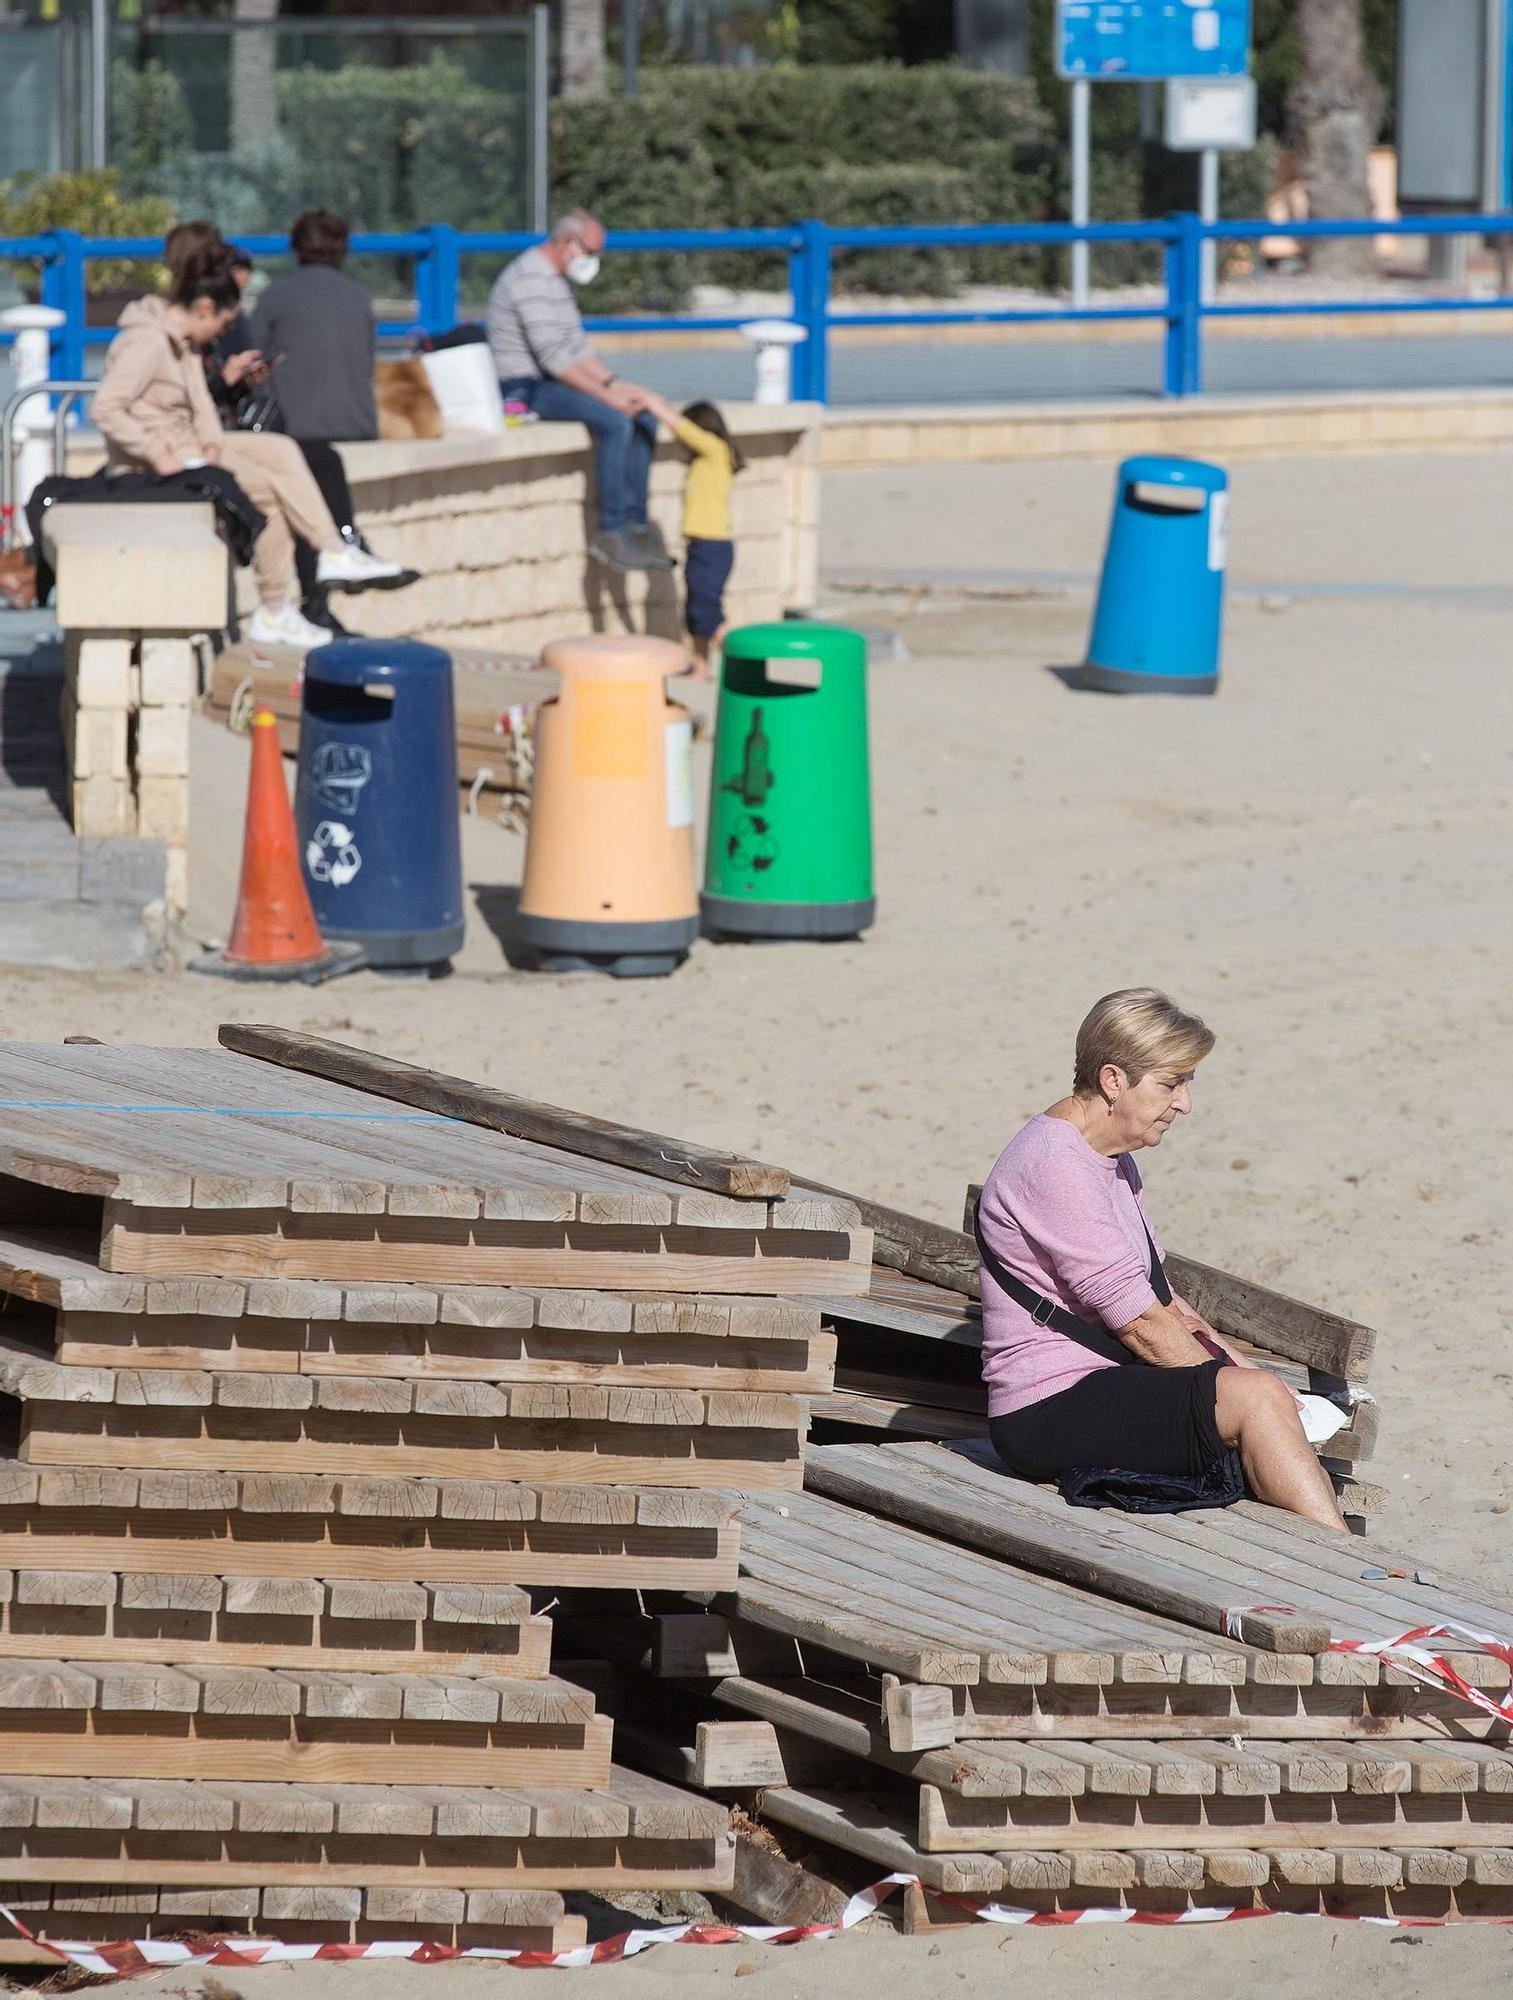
560, 0, 608, 98
230, 0, 280, 155
1289, 0, 1383, 279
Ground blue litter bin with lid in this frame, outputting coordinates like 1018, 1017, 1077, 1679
1081, 455, 1227, 696
295, 638, 464, 970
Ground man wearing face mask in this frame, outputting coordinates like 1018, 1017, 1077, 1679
487, 210, 672, 575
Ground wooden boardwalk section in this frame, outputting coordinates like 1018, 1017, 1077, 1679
0, 1032, 1505, 1939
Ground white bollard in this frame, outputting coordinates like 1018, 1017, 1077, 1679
738, 319, 807, 405
1, 304, 67, 546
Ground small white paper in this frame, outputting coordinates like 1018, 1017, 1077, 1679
1207, 490, 1229, 571
664, 719, 694, 828
1296, 1393, 1349, 1446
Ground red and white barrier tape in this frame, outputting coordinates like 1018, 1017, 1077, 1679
0, 1881, 903, 1978
7, 1877, 1513, 1979
1221, 1606, 1513, 1727
1327, 1618, 1513, 1726
1221, 1605, 1302, 1641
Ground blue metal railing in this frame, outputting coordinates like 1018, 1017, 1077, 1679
4, 213, 1513, 404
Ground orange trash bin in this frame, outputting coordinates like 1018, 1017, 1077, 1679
517, 634, 698, 976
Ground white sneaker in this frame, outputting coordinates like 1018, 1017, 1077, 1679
317, 543, 406, 590
247, 600, 334, 651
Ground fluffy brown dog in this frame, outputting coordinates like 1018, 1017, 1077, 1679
0, 549, 38, 610
375, 359, 443, 441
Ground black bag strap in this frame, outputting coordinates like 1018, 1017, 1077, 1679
972, 1175, 1170, 1369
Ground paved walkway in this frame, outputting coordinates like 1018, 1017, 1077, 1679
601, 327, 1513, 407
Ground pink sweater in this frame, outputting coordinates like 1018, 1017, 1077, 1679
978, 1115, 1163, 1418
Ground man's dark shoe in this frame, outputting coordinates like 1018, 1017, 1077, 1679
628, 521, 676, 570
589, 527, 653, 572
302, 589, 354, 637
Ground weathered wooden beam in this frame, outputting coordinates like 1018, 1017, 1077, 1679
1163, 1252, 1377, 1380
801, 1178, 979, 1294
216, 1024, 790, 1201
724, 1834, 851, 1930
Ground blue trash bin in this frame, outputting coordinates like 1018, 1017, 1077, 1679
295, 638, 464, 970
1082, 455, 1227, 696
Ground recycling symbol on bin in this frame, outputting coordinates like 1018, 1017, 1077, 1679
726, 813, 779, 877
306, 820, 362, 888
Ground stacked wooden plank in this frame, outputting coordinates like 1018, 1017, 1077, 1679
0, 1037, 865, 1948
0, 1766, 723, 1949
0, 1042, 862, 1486
557, 1463, 1513, 1922
5, 1027, 1499, 1939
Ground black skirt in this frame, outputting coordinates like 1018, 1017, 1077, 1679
988, 1357, 1227, 1483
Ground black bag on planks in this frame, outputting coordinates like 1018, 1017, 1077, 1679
1058, 1449, 1246, 1513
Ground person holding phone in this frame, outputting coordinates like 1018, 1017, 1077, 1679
251, 210, 416, 634
93, 242, 403, 650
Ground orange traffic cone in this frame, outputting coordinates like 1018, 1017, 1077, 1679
191, 710, 363, 982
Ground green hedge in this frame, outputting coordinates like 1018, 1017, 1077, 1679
132, 55, 530, 254
97, 53, 1280, 311
276, 60, 528, 235
553, 64, 1060, 309
540, 93, 721, 312
0, 169, 172, 297
624, 63, 1053, 176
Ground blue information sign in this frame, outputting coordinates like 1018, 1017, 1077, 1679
1057, 1, 1251, 80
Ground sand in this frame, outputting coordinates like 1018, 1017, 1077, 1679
0, 446, 1510, 1992
84, 1910, 1513, 1999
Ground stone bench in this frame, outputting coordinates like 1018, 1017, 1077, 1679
317, 402, 822, 657
43, 501, 228, 634
63, 405, 821, 659
42, 502, 229, 917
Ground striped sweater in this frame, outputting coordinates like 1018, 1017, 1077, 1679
485, 247, 589, 382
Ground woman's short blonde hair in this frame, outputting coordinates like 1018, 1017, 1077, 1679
1073, 988, 1215, 1093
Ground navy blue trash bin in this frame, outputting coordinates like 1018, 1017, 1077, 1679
1081, 455, 1228, 696
295, 638, 465, 969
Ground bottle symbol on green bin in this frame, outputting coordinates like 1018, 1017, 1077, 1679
722, 707, 774, 807
720, 709, 780, 879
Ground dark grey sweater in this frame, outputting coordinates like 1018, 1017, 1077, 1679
251, 264, 377, 442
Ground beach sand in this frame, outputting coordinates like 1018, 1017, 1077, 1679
1, 446, 1509, 1992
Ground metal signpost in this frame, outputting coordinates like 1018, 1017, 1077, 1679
1056, 2, 1252, 305
1166, 74, 1257, 300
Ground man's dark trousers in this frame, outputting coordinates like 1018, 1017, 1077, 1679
500, 376, 656, 533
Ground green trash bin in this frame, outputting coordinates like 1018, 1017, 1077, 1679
701, 620, 875, 941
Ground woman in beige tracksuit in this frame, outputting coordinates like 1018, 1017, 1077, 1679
91, 247, 397, 649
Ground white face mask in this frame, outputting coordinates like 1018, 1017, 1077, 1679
565, 251, 601, 287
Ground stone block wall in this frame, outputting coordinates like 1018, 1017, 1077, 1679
319, 404, 821, 658
45, 505, 226, 927
62, 633, 196, 916
818, 390, 1513, 471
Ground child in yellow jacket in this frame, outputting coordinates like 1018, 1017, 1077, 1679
646, 395, 743, 677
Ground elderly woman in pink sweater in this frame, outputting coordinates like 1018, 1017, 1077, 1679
977, 988, 1345, 1529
